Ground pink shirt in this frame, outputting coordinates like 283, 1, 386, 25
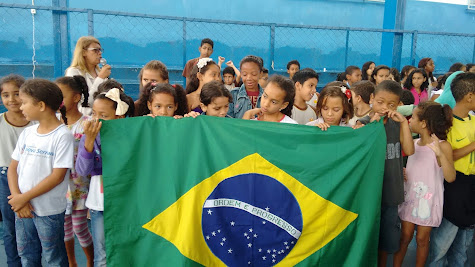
410, 87, 428, 105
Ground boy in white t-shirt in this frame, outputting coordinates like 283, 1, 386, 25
291, 68, 319, 124
7, 79, 73, 266
0, 74, 36, 266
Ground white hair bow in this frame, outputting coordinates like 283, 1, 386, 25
104, 88, 129, 116
197, 57, 213, 71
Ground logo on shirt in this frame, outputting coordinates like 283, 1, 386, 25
22, 145, 55, 157
456, 137, 466, 142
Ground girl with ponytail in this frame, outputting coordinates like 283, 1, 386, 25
394, 101, 455, 267
55, 76, 94, 266
7, 79, 74, 265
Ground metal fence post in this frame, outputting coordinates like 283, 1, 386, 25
411, 31, 418, 66
88, 9, 94, 36
344, 29, 350, 69
52, 0, 69, 78
472, 38, 475, 64
270, 24, 275, 74
182, 18, 187, 85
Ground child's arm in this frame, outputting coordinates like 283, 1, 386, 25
388, 110, 415, 156
427, 136, 456, 183
184, 111, 201, 118
7, 160, 34, 218
218, 56, 225, 69
226, 61, 241, 84
452, 141, 475, 161
76, 135, 97, 177
242, 108, 262, 120
8, 168, 68, 212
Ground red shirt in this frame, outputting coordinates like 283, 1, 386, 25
247, 90, 259, 108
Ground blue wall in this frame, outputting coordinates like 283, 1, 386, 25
0, 0, 474, 113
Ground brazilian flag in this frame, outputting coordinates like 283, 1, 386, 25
101, 116, 386, 266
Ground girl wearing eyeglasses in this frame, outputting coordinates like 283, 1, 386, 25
66, 36, 111, 115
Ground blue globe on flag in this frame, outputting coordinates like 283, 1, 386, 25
202, 173, 303, 266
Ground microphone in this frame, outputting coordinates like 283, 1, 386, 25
99, 58, 110, 79
100, 58, 107, 67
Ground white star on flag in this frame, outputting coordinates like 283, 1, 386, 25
284, 241, 288, 245
262, 221, 266, 224
253, 234, 258, 238
273, 249, 276, 253
207, 209, 212, 215
228, 248, 232, 254
217, 230, 221, 233
249, 228, 253, 233
258, 248, 262, 252
272, 254, 276, 258
262, 256, 266, 260
272, 259, 276, 263
230, 221, 235, 226
286, 246, 290, 249
265, 207, 270, 211
206, 235, 210, 240
248, 243, 252, 248
291, 241, 294, 244
222, 237, 226, 242
247, 236, 250, 239
211, 231, 216, 236
220, 242, 224, 246
267, 249, 271, 254
244, 233, 248, 237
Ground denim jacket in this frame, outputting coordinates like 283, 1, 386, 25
227, 83, 263, 119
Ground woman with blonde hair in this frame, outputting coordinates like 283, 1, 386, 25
66, 36, 111, 114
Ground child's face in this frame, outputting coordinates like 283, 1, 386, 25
57, 83, 80, 113
469, 66, 475, 73
374, 69, 390, 85
92, 98, 120, 120
142, 69, 167, 88
241, 62, 261, 90
198, 65, 221, 85
412, 73, 426, 89
260, 82, 288, 115
223, 73, 235, 85
147, 93, 177, 117
287, 64, 299, 79
408, 107, 423, 134
296, 78, 318, 102
367, 63, 375, 76
425, 60, 435, 73
370, 90, 400, 115
259, 73, 269, 88
347, 70, 362, 85
201, 96, 229, 117
19, 91, 41, 121
321, 96, 344, 126
0, 82, 21, 113
199, 43, 213, 58
82, 42, 102, 66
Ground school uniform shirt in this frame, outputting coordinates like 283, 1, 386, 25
252, 115, 298, 124
306, 117, 350, 127
306, 94, 318, 108
447, 114, 475, 175
0, 113, 36, 167
291, 105, 317, 125
65, 67, 107, 115
11, 124, 74, 216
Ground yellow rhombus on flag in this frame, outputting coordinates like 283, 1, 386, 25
143, 153, 358, 266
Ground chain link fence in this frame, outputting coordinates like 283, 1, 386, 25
0, 3, 474, 108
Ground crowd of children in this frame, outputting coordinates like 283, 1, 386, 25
0, 36, 474, 266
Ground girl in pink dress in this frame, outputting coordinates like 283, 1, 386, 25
393, 101, 456, 267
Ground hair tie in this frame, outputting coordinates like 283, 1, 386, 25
59, 101, 65, 109
103, 88, 129, 116
171, 84, 176, 88
340, 86, 352, 100
197, 57, 213, 71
